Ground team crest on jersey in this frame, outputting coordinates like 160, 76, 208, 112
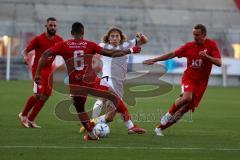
199, 49, 207, 55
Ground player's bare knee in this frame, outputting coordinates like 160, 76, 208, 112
105, 110, 115, 122
185, 97, 192, 104
181, 95, 192, 104
105, 117, 114, 122
39, 94, 49, 101
34, 93, 41, 100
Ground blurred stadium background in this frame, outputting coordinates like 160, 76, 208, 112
0, 0, 240, 86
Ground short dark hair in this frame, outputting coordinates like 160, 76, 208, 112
71, 22, 84, 35
194, 24, 207, 35
46, 17, 56, 22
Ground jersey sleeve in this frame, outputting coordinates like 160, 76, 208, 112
122, 39, 137, 48
48, 41, 65, 56
26, 36, 39, 52
130, 39, 137, 46
92, 42, 103, 54
174, 43, 188, 58
210, 41, 221, 59
98, 42, 105, 48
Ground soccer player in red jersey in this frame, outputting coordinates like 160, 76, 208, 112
18, 17, 63, 128
143, 24, 222, 136
34, 22, 141, 140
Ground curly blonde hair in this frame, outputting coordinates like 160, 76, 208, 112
101, 27, 128, 44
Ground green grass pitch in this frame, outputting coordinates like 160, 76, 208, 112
0, 80, 240, 160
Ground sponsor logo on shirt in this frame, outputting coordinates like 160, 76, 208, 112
67, 41, 88, 48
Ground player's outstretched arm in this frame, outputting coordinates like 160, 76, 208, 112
208, 57, 222, 67
99, 45, 141, 57
135, 32, 149, 46
143, 52, 176, 65
34, 50, 53, 84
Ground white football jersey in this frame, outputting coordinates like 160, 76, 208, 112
99, 39, 136, 97
99, 39, 136, 81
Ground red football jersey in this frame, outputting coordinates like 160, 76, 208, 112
174, 39, 221, 83
26, 33, 63, 71
49, 39, 103, 84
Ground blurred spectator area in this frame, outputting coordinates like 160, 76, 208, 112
0, 0, 240, 57
0, 0, 240, 79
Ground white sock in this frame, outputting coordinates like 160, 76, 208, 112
161, 112, 172, 125
96, 115, 106, 123
125, 120, 134, 129
165, 112, 172, 117
92, 100, 103, 118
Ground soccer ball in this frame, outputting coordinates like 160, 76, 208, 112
93, 122, 110, 138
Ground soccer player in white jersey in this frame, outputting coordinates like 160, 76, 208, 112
80, 27, 148, 134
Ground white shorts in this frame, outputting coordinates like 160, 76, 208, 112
101, 76, 124, 98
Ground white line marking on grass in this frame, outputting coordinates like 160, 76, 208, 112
0, 146, 240, 151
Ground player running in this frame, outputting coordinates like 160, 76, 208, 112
143, 24, 222, 136
18, 17, 63, 128
80, 27, 148, 134
34, 22, 141, 140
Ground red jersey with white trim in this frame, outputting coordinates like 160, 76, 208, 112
174, 39, 221, 83
26, 33, 63, 71
49, 39, 103, 85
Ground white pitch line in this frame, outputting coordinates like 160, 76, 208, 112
0, 146, 240, 151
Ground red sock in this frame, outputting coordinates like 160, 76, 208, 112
28, 100, 46, 121
22, 96, 38, 116
116, 99, 131, 121
78, 112, 93, 132
168, 103, 177, 115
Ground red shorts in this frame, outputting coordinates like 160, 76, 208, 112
32, 69, 53, 96
181, 79, 207, 112
69, 77, 110, 98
